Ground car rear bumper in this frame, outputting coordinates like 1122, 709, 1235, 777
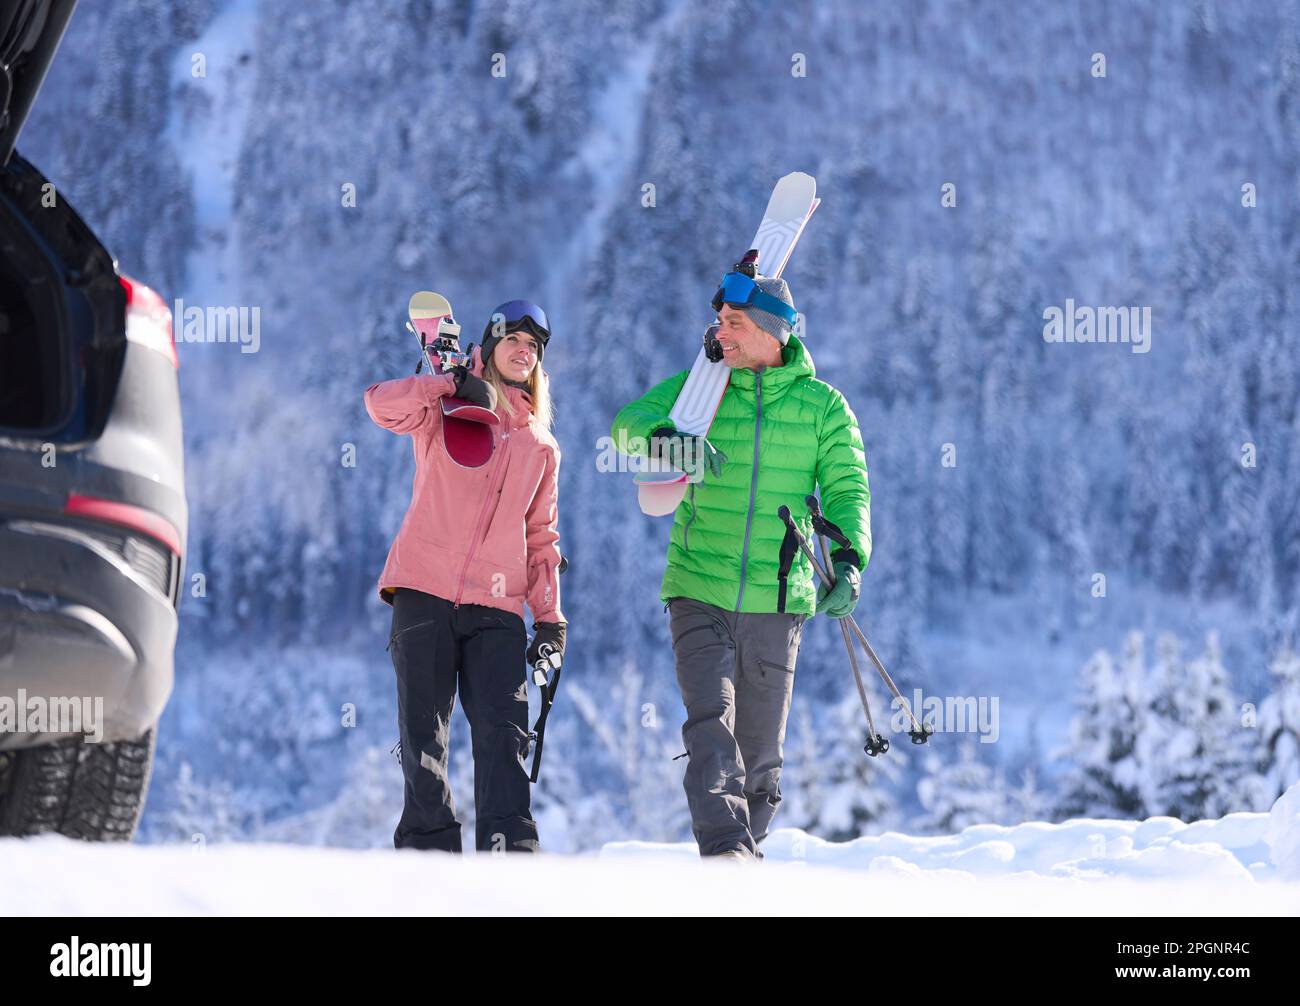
0, 514, 177, 751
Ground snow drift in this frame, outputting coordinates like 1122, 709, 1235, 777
5, 785, 1299, 916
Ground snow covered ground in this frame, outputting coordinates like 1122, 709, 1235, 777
5, 787, 1299, 916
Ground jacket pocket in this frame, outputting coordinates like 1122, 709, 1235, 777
387, 616, 440, 660
672, 621, 722, 650
466, 549, 526, 604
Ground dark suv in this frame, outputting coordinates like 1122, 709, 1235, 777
0, 0, 186, 840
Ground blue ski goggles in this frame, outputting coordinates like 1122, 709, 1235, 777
490, 299, 551, 341
710, 272, 799, 328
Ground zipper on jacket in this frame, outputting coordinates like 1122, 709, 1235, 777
452, 430, 511, 608
735, 369, 764, 611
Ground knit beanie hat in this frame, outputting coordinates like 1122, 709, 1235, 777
743, 275, 796, 345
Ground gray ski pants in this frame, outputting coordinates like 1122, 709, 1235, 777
667, 596, 807, 858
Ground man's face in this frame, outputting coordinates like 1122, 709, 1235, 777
715, 305, 778, 370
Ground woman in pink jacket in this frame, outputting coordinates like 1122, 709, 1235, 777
364, 300, 565, 854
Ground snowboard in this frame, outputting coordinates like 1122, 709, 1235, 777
407, 290, 498, 469
635, 172, 821, 516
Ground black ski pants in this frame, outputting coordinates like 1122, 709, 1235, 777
388, 587, 538, 853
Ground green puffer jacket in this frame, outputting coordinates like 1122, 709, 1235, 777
611, 334, 871, 614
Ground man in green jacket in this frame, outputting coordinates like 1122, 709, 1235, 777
611, 269, 871, 859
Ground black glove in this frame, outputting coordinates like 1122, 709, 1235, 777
448, 366, 496, 410
526, 622, 566, 680
649, 425, 726, 479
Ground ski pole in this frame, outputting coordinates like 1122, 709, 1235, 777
777, 505, 931, 744
527, 558, 569, 783
803, 495, 926, 738
815, 519, 889, 756
779, 504, 888, 754
528, 646, 562, 784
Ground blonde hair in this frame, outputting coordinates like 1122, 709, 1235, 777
483, 352, 553, 432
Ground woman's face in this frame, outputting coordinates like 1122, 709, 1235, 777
492, 330, 540, 383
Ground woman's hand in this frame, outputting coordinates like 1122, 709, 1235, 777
448, 365, 497, 410
526, 622, 566, 675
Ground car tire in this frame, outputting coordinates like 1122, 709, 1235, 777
0, 728, 156, 841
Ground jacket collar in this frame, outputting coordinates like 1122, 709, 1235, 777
499, 383, 536, 429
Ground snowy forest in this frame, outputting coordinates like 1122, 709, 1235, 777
16, 0, 1300, 851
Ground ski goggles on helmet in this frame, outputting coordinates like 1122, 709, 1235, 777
710, 272, 798, 328
488, 299, 551, 342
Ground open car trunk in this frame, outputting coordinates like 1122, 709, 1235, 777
0, 154, 126, 441
0, 202, 69, 430
0, 0, 122, 440
0, 0, 77, 165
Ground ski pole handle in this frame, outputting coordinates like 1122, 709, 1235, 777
532, 643, 561, 686
777, 506, 835, 588
815, 517, 834, 583
805, 496, 836, 588
805, 494, 853, 550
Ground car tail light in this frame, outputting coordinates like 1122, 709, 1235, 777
119, 274, 177, 369
64, 493, 182, 556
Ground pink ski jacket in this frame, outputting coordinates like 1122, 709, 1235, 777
364, 350, 564, 625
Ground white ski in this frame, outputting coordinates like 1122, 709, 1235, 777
635, 172, 820, 516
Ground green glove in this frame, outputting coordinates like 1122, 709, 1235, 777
695, 437, 727, 479
816, 560, 861, 619
650, 426, 727, 480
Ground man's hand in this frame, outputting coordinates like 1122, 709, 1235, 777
816, 560, 861, 619
649, 426, 727, 480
